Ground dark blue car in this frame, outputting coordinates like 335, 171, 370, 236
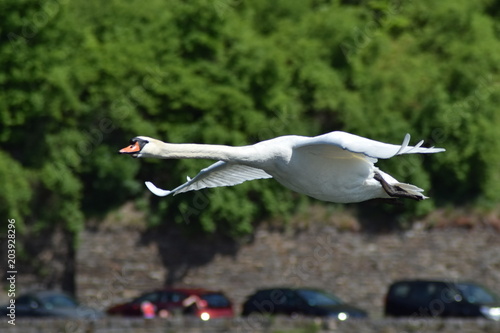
1, 290, 103, 319
385, 280, 500, 320
242, 287, 367, 320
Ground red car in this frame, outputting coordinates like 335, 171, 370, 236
107, 288, 234, 320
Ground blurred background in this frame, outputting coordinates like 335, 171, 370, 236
1, 0, 500, 331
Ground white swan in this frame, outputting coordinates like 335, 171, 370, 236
119, 131, 445, 203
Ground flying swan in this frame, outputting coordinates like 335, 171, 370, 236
119, 131, 445, 203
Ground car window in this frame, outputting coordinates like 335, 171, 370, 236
405, 283, 443, 304
168, 292, 187, 303
201, 293, 230, 308
16, 295, 35, 306
390, 283, 411, 298
456, 283, 500, 304
296, 289, 342, 306
251, 289, 286, 305
281, 290, 302, 306
41, 294, 78, 309
253, 290, 271, 302
134, 292, 161, 304
16, 295, 43, 309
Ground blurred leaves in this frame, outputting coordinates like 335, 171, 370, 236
1, 0, 499, 237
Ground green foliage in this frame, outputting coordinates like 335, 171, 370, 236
0, 151, 31, 232
1, 0, 499, 238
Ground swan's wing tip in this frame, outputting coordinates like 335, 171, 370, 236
427, 147, 446, 153
145, 181, 172, 197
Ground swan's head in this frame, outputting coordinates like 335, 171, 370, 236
119, 136, 153, 158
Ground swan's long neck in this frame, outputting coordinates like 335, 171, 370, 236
145, 139, 254, 162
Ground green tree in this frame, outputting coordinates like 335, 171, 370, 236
1, 0, 499, 245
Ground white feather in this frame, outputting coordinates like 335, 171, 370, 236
147, 161, 272, 197
145, 181, 171, 197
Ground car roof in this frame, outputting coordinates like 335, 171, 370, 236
20, 290, 73, 298
255, 287, 323, 292
250, 287, 335, 297
391, 279, 474, 285
154, 287, 225, 295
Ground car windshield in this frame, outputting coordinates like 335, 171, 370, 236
201, 293, 230, 308
456, 283, 500, 305
296, 289, 343, 307
41, 294, 78, 309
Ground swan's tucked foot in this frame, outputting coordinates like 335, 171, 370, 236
373, 172, 425, 201
145, 181, 172, 197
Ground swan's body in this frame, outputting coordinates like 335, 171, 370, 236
119, 131, 445, 203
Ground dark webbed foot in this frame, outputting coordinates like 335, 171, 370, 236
373, 172, 424, 201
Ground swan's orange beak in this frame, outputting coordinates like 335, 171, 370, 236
119, 141, 141, 154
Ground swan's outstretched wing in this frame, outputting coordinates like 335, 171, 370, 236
296, 131, 445, 159
145, 161, 272, 197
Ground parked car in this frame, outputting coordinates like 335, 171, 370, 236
241, 287, 367, 320
385, 279, 500, 320
0, 290, 103, 319
107, 288, 234, 320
